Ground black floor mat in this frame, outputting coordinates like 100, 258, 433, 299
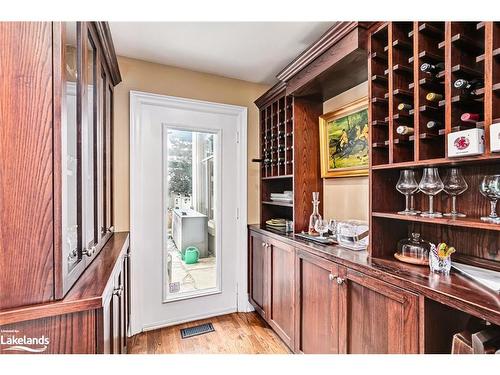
180, 322, 215, 339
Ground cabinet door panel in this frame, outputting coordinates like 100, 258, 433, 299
249, 232, 267, 318
339, 268, 419, 354
296, 250, 339, 354
268, 239, 295, 348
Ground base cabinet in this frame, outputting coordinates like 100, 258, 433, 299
295, 249, 339, 354
268, 239, 295, 349
248, 229, 420, 354
338, 268, 419, 354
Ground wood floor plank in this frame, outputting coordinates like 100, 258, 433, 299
128, 312, 290, 354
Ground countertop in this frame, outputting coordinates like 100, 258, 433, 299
249, 225, 500, 325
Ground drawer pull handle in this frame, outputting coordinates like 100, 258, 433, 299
336, 277, 345, 285
83, 245, 96, 257
113, 286, 123, 297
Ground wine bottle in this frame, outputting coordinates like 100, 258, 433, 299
420, 62, 445, 74
396, 125, 414, 135
426, 120, 443, 129
460, 113, 481, 123
426, 92, 443, 102
454, 78, 484, 91
397, 103, 413, 111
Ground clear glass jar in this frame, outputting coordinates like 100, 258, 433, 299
396, 233, 431, 264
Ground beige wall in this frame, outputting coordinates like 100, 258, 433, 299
322, 81, 369, 221
113, 56, 269, 231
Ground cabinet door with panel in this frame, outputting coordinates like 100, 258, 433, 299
248, 231, 268, 318
267, 238, 295, 348
338, 267, 420, 354
295, 249, 340, 354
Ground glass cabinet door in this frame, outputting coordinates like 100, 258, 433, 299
61, 22, 81, 275
83, 31, 97, 252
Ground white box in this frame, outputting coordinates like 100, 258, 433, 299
447, 128, 485, 157
490, 122, 500, 152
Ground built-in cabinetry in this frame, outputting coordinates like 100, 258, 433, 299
0, 22, 121, 310
0, 233, 130, 354
250, 229, 420, 354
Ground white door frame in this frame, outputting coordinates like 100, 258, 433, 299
129, 91, 249, 335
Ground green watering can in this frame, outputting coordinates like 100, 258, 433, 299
184, 246, 199, 264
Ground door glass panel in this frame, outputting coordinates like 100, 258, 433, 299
105, 86, 113, 230
98, 70, 106, 240
163, 128, 219, 301
83, 33, 97, 251
62, 22, 80, 272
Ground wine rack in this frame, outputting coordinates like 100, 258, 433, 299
369, 22, 500, 167
369, 22, 500, 279
260, 95, 293, 178
255, 87, 323, 232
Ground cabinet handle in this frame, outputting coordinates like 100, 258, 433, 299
113, 286, 123, 297
328, 273, 337, 281
83, 245, 96, 257
262, 242, 266, 247
336, 277, 345, 285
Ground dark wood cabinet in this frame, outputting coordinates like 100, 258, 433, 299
0, 22, 121, 311
338, 267, 419, 354
295, 249, 339, 354
268, 238, 295, 348
249, 231, 268, 318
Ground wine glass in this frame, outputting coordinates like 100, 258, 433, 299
396, 170, 419, 215
314, 219, 329, 239
419, 168, 444, 218
443, 168, 468, 217
479, 175, 500, 223
328, 219, 337, 239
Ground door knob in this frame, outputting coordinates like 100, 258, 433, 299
336, 277, 345, 285
83, 245, 96, 257
113, 286, 123, 297
328, 273, 337, 281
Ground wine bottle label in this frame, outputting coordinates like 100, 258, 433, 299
396, 126, 414, 135
454, 78, 468, 89
426, 92, 443, 101
397, 103, 413, 111
420, 62, 444, 73
460, 113, 480, 123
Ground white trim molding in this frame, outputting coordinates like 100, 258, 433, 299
129, 91, 248, 335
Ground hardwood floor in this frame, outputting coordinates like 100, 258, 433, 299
127, 312, 291, 354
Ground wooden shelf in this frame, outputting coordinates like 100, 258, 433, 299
371, 120, 388, 126
371, 74, 388, 84
371, 97, 388, 104
393, 89, 413, 98
493, 48, 500, 59
492, 83, 500, 93
418, 50, 443, 63
262, 201, 293, 208
409, 78, 443, 90
372, 154, 500, 170
372, 141, 389, 149
371, 51, 388, 61
449, 33, 484, 53
451, 64, 483, 79
393, 64, 412, 74
392, 39, 412, 51
418, 23, 444, 38
261, 175, 293, 181
372, 212, 500, 232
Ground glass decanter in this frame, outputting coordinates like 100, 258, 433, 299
419, 168, 444, 218
443, 168, 468, 217
308, 192, 322, 235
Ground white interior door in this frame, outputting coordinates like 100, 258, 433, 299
130, 92, 248, 332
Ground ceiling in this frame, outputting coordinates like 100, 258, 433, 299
108, 22, 335, 85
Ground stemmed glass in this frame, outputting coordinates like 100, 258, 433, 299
419, 168, 444, 218
443, 168, 468, 217
314, 219, 329, 239
396, 170, 419, 215
328, 219, 337, 239
479, 175, 500, 223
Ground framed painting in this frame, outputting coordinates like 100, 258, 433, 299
319, 97, 369, 178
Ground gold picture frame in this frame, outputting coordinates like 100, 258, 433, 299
319, 97, 369, 178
